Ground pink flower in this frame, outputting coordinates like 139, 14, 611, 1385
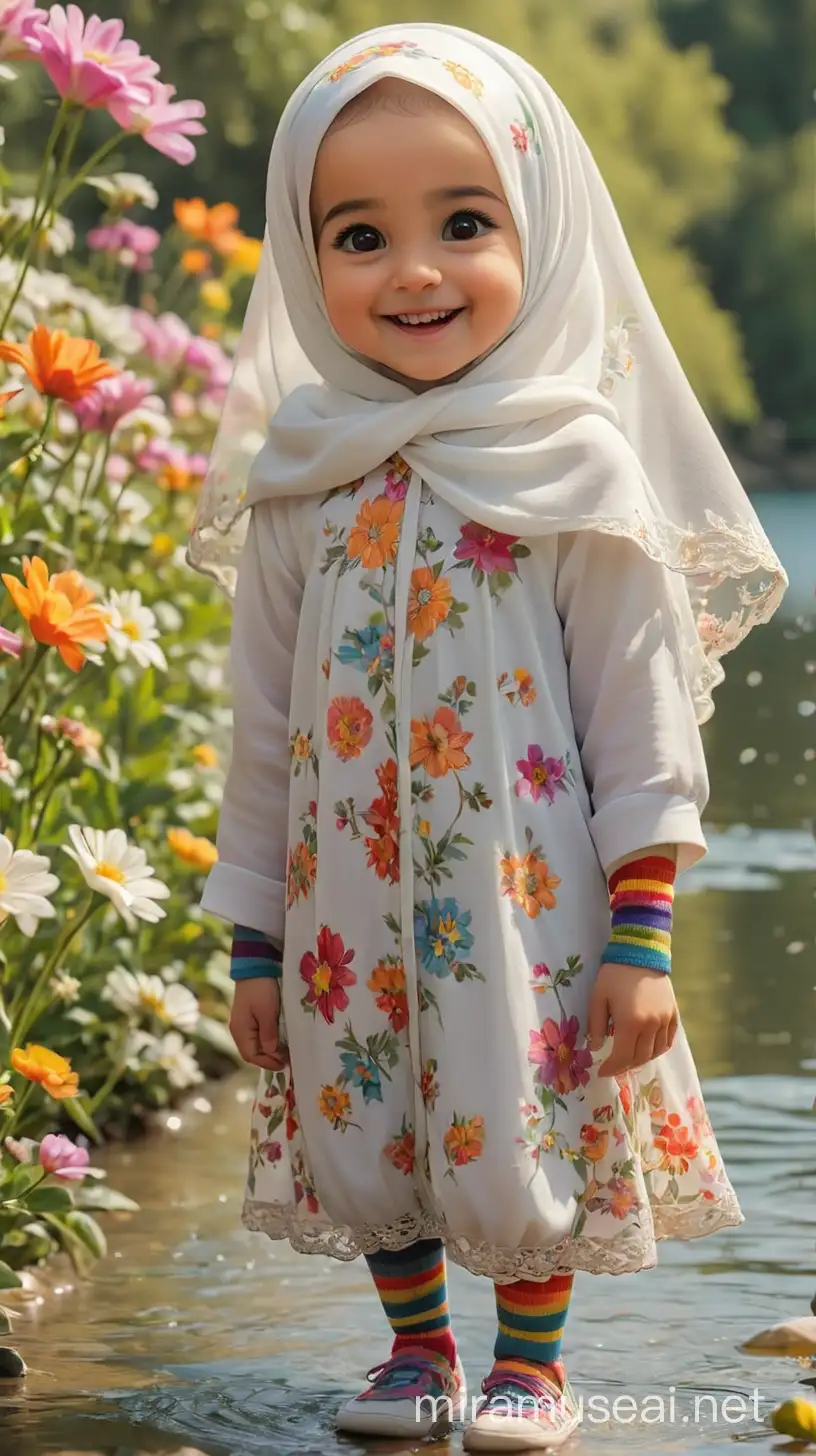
0, 0, 45, 60
109, 78, 206, 165
5, 1135, 37, 1163
453, 521, 519, 575
528, 1015, 593, 1095
105, 452, 131, 484
86, 219, 160, 271
532, 962, 550, 980
31, 5, 158, 110
136, 438, 207, 491
39, 1133, 90, 1180
72, 371, 159, 433
129, 309, 191, 367
184, 335, 229, 378
0, 625, 24, 658
300, 925, 357, 1025
170, 389, 196, 419
258, 1139, 282, 1163
514, 745, 568, 804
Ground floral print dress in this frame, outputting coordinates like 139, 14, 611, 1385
203, 455, 743, 1280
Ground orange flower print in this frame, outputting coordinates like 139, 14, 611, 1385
615, 1074, 633, 1117
421, 1059, 439, 1110
607, 1176, 638, 1220
499, 848, 561, 918
367, 959, 408, 1033
410, 706, 473, 779
363, 758, 400, 883
319, 1083, 353, 1131
580, 1123, 609, 1164
653, 1113, 698, 1175
407, 566, 452, 641
346, 494, 404, 569
286, 840, 317, 908
384, 1120, 416, 1175
443, 60, 484, 96
444, 1113, 485, 1170
326, 695, 373, 761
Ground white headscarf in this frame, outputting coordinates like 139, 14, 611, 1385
188, 22, 786, 723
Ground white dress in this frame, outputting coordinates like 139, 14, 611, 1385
202, 455, 743, 1281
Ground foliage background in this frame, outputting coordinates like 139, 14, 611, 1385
5, 0, 811, 456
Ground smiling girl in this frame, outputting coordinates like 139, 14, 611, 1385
189, 24, 785, 1451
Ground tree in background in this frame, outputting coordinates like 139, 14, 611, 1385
658, 0, 814, 451
10, 0, 769, 427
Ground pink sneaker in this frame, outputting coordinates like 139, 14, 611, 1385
463, 1368, 581, 1451
335, 1347, 467, 1438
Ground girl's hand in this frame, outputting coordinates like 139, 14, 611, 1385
229, 978, 288, 1072
586, 962, 678, 1077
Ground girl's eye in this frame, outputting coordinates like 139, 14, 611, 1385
333, 224, 384, 254
442, 209, 497, 242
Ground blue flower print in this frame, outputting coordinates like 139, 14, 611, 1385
336, 624, 393, 675
339, 1050, 383, 1104
414, 897, 475, 977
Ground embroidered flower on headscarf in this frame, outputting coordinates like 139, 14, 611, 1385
443, 60, 483, 96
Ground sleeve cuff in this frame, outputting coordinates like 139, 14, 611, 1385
201, 862, 285, 941
589, 793, 707, 876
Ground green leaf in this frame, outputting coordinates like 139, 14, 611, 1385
1, 1165, 42, 1202
63, 1210, 107, 1261
0, 1307, 11, 1335
25, 1185, 74, 1214
61, 1096, 102, 1145
74, 1183, 139, 1214
0, 1263, 21, 1291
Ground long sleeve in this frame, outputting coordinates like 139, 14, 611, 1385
200, 500, 303, 940
554, 530, 709, 875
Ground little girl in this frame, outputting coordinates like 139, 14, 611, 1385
189, 23, 786, 1451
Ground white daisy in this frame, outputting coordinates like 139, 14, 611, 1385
104, 968, 199, 1032
2, 196, 75, 256
131, 1030, 203, 1089
113, 487, 152, 531
0, 834, 59, 937
103, 591, 168, 673
87, 172, 159, 211
50, 969, 81, 1003
63, 826, 170, 930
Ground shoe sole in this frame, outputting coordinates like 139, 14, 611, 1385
462, 1410, 581, 1451
335, 1377, 467, 1440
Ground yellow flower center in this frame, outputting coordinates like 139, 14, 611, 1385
0, 873, 5, 893
84, 47, 114, 63
557, 1044, 571, 1062
140, 990, 167, 1018
531, 765, 548, 784
95, 860, 126, 884
312, 962, 332, 994
121, 619, 141, 640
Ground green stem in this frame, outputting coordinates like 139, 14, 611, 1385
3, 1080, 35, 1141
12, 895, 100, 1048
26, 752, 73, 845
53, 130, 124, 212
0, 642, 48, 732
86, 1046, 128, 1116
44, 429, 86, 506
8, 399, 55, 518
0, 100, 70, 262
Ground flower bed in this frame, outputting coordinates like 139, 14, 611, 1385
0, 3, 254, 1296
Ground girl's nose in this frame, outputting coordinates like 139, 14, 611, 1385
390, 252, 443, 291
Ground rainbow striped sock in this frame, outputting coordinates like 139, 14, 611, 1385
365, 1239, 457, 1369
494, 1272, 574, 1380
602, 854, 676, 974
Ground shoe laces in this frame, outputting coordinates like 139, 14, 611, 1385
363, 1350, 456, 1400
480, 1368, 564, 1415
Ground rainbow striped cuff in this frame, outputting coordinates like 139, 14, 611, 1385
230, 925, 282, 980
602, 854, 676, 974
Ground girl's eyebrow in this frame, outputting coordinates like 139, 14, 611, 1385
319, 184, 504, 234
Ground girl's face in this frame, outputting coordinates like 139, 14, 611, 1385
311, 84, 523, 385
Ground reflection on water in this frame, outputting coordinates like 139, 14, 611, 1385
1, 495, 814, 1456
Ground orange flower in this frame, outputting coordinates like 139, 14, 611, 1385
193, 743, 219, 769
227, 234, 264, 274
580, 1123, 609, 1164
286, 839, 317, 908
514, 668, 537, 706
444, 1114, 485, 1168
346, 495, 404, 569
0, 388, 21, 417
410, 705, 472, 778
318, 1084, 352, 1127
181, 248, 210, 275
384, 1126, 415, 1175
367, 960, 408, 1032
407, 566, 453, 641
2, 556, 108, 671
499, 849, 561, 918
0, 324, 118, 402
11, 1044, 79, 1100
167, 827, 218, 869
0, 1083, 13, 1105
173, 198, 241, 255
326, 695, 373, 762
653, 1112, 698, 1175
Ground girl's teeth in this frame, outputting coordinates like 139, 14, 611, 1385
395, 310, 455, 325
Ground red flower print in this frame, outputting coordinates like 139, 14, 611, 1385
367, 959, 408, 1033
454, 521, 519, 575
258, 1139, 283, 1163
421, 1059, 439, 1109
528, 1014, 593, 1095
653, 1112, 698, 1174
284, 1082, 299, 1141
363, 757, 400, 883
515, 746, 568, 804
511, 123, 529, 152
384, 1125, 416, 1175
300, 925, 357, 1024
580, 1122, 609, 1163
326, 695, 373, 761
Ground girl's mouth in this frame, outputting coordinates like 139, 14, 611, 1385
385, 308, 464, 336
